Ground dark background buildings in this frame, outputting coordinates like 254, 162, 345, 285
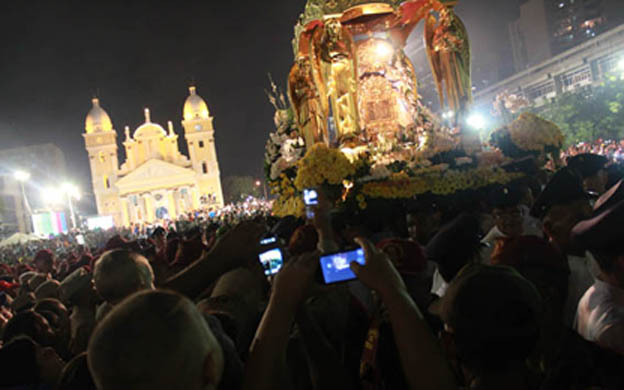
1, 0, 623, 205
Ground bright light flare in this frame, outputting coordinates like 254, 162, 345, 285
43, 188, 64, 205
14, 170, 30, 182
442, 110, 455, 120
374, 41, 394, 60
62, 183, 81, 200
618, 58, 624, 71
467, 113, 486, 130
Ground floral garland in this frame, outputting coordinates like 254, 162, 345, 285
294, 143, 356, 191
509, 113, 564, 152
491, 113, 564, 158
263, 78, 306, 186
360, 167, 522, 201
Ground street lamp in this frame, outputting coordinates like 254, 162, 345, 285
43, 183, 81, 230
255, 179, 268, 199
14, 171, 30, 182
62, 183, 81, 230
14, 170, 33, 232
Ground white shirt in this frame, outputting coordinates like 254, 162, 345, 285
564, 254, 598, 327
431, 268, 449, 297
575, 279, 624, 355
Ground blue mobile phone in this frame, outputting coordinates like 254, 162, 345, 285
303, 189, 318, 206
319, 248, 365, 284
259, 248, 284, 276
260, 236, 277, 245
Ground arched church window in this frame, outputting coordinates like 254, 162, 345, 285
199, 141, 204, 148
99, 152, 105, 163
202, 162, 208, 174
103, 175, 110, 189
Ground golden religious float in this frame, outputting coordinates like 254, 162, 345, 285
83, 86, 224, 227
265, 0, 565, 217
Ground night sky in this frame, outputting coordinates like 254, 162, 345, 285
0, 0, 519, 205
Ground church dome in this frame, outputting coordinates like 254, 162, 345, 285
85, 98, 113, 133
183, 86, 210, 121
134, 108, 167, 138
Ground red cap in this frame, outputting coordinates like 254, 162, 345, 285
0, 280, 19, 292
105, 235, 128, 250
32, 249, 53, 266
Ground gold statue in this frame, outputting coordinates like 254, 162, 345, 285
315, 18, 361, 145
424, 5, 472, 119
288, 56, 327, 146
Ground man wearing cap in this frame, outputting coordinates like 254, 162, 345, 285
531, 167, 597, 326
572, 201, 624, 355
481, 183, 542, 264
427, 214, 483, 297
430, 264, 542, 389
567, 153, 609, 194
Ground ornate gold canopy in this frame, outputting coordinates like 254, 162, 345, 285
305, 0, 402, 17
290, 0, 471, 148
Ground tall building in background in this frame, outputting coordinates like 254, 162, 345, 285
510, 0, 623, 72
0, 144, 67, 234
509, 0, 552, 71
83, 86, 224, 227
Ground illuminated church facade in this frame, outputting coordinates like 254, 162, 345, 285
83, 86, 224, 227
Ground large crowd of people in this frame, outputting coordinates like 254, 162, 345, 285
1, 155, 624, 390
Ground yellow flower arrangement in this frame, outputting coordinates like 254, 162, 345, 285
294, 143, 356, 191
360, 167, 523, 199
508, 113, 564, 152
270, 174, 305, 217
272, 194, 305, 217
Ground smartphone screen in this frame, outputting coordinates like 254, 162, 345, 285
260, 236, 277, 245
259, 248, 284, 276
303, 189, 318, 206
319, 248, 365, 284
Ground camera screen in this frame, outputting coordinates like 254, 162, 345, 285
260, 236, 277, 245
303, 189, 318, 206
319, 248, 365, 284
259, 248, 283, 276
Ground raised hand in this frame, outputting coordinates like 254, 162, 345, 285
210, 221, 266, 267
349, 237, 406, 299
271, 251, 319, 312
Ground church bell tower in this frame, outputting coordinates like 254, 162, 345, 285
83, 98, 121, 224
181, 86, 224, 207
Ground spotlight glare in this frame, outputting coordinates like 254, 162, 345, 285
375, 41, 394, 59
467, 113, 486, 130
14, 170, 30, 182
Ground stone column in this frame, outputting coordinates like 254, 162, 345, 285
191, 186, 200, 210
143, 194, 154, 222
168, 191, 177, 219
121, 198, 130, 227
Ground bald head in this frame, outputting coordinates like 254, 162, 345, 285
88, 290, 224, 390
93, 250, 154, 305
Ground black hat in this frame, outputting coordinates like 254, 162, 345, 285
530, 168, 587, 219
425, 213, 482, 283
566, 153, 608, 179
572, 200, 624, 256
593, 180, 624, 215
488, 183, 523, 209
0, 336, 40, 386
150, 226, 166, 238
606, 163, 624, 189
501, 156, 538, 175
429, 264, 542, 362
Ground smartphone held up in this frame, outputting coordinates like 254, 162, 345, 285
318, 247, 365, 284
303, 188, 318, 219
